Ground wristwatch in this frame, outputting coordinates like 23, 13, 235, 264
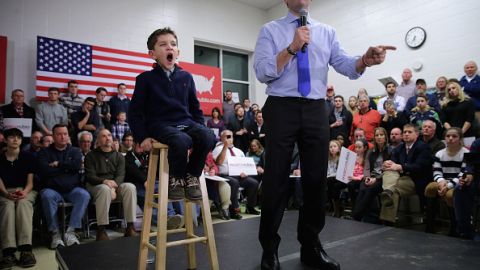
286, 45, 296, 56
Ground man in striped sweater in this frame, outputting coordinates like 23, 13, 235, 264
424, 127, 471, 235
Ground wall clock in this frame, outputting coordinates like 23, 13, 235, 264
405, 27, 426, 49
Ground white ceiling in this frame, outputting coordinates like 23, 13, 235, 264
232, 0, 283, 11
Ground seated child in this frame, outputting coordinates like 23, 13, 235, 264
129, 27, 215, 200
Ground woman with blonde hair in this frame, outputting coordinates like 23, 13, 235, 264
347, 96, 358, 115
441, 81, 476, 137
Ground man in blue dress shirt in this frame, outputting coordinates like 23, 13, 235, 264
254, 1, 395, 269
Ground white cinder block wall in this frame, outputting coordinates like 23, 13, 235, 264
1, 0, 479, 107
0, 0, 268, 105
267, 0, 480, 98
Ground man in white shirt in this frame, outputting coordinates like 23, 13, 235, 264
212, 130, 259, 220
396, 68, 416, 100
377, 81, 406, 115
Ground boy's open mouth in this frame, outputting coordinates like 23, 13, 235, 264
167, 53, 173, 62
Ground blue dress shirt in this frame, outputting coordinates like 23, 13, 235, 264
254, 12, 362, 99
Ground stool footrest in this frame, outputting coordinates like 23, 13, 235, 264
149, 199, 203, 209
145, 242, 156, 251
166, 236, 208, 248
147, 228, 186, 238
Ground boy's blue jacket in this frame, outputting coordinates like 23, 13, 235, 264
129, 64, 205, 142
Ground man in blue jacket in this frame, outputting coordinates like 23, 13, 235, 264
38, 124, 90, 249
380, 123, 432, 222
460, 60, 480, 126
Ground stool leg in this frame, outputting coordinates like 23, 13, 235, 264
155, 149, 170, 270
138, 148, 159, 270
184, 200, 196, 270
199, 174, 219, 270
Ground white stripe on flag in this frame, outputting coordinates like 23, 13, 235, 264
92, 68, 142, 78
93, 50, 153, 64
92, 59, 151, 71
37, 71, 136, 85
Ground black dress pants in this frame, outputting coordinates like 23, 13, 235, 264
259, 96, 329, 252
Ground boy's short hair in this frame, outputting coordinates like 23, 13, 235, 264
48, 87, 60, 93
334, 95, 344, 101
85, 97, 96, 104
11, 89, 24, 96
385, 81, 396, 88
416, 93, 429, 101
122, 133, 134, 141
147, 27, 178, 50
117, 111, 127, 116
4, 128, 23, 140
403, 123, 419, 133
67, 80, 78, 87
52, 124, 68, 134
117, 83, 126, 89
96, 87, 107, 94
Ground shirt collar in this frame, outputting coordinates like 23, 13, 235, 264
12, 102, 23, 108
285, 11, 311, 24
405, 140, 416, 149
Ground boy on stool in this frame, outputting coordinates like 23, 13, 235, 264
129, 27, 215, 200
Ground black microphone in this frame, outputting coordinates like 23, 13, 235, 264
299, 9, 308, 52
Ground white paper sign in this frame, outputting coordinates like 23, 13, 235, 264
335, 147, 357, 184
232, 92, 240, 103
3, 118, 33, 137
464, 137, 475, 149
228, 156, 258, 176
205, 175, 229, 182
211, 128, 219, 138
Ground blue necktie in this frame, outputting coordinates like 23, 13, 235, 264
296, 19, 311, 97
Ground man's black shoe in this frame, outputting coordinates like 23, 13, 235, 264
219, 209, 230, 220
261, 251, 280, 270
245, 206, 260, 215
229, 211, 243, 220
300, 245, 340, 270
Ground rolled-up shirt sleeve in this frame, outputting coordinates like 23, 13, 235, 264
329, 30, 362, 80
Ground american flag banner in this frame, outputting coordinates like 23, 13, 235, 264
36, 36, 153, 100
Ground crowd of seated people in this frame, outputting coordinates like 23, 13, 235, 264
1, 61, 480, 267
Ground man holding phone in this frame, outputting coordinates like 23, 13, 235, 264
212, 130, 259, 220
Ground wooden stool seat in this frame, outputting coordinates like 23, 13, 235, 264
138, 143, 219, 270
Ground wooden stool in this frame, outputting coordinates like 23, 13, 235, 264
138, 143, 219, 270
